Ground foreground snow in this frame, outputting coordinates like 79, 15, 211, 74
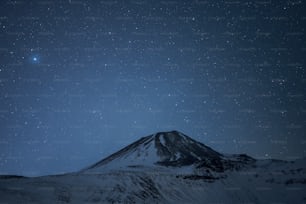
1, 131, 305, 203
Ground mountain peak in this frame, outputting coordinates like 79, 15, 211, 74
154, 130, 188, 142
83, 131, 224, 172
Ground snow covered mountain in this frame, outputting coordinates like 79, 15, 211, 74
84, 130, 224, 171
0, 131, 305, 203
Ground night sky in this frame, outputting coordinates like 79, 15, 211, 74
0, 0, 305, 176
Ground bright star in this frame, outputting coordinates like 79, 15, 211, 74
30, 55, 40, 63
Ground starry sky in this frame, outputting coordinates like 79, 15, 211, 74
0, 0, 306, 176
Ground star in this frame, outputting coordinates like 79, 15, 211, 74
30, 55, 40, 63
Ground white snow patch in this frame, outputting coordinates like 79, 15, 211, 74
176, 152, 182, 159
160, 134, 166, 146
190, 152, 202, 160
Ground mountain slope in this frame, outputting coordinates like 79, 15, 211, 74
0, 130, 305, 203
84, 131, 223, 171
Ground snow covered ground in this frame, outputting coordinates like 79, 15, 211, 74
0, 131, 305, 203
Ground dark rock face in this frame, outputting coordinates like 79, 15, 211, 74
154, 131, 223, 167
195, 154, 256, 173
